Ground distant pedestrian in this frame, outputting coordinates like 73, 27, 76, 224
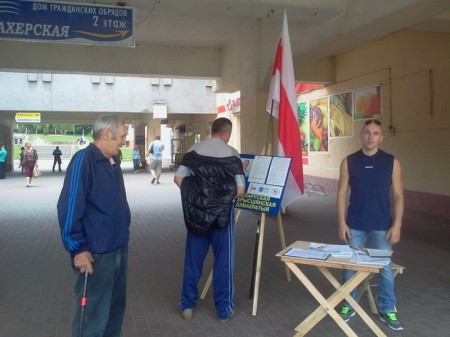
52, 146, 63, 172
18, 146, 24, 174
0, 145, 7, 179
20, 142, 38, 187
147, 135, 164, 184
132, 145, 141, 173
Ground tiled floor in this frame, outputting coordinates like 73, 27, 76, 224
0, 162, 449, 337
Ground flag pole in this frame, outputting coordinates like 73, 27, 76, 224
263, 99, 275, 156
249, 99, 275, 300
249, 11, 303, 306
249, 213, 261, 299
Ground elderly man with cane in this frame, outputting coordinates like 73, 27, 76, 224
58, 115, 131, 337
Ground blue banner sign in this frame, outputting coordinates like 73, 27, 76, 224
235, 154, 291, 215
0, 0, 134, 47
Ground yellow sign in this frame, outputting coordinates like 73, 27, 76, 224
15, 113, 41, 123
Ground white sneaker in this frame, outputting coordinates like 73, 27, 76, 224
182, 308, 193, 320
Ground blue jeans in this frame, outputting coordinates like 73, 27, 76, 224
72, 245, 128, 337
0, 162, 5, 179
179, 215, 235, 320
342, 229, 396, 314
133, 159, 140, 171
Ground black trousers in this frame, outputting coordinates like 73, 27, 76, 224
53, 159, 62, 171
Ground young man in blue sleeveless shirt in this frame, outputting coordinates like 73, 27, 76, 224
337, 119, 405, 331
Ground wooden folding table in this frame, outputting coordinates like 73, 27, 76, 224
277, 241, 388, 337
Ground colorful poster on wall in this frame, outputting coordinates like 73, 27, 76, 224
309, 97, 329, 152
297, 101, 309, 165
354, 86, 381, 120
330, 92, 353, 137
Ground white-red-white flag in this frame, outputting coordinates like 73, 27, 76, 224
266, 12, 304, 212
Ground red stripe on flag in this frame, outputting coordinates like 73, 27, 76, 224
272, 39, 282, 76
266, 12, 304, 211
279, 86, 304, 189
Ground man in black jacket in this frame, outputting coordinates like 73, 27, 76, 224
174, 117, 245, 323
52, 146, 62, 172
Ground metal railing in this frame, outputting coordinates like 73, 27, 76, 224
304, 183, 327, 196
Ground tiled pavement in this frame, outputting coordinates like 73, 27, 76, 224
0, 161, 449, 337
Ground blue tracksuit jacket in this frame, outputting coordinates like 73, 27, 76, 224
57, 143, 131, 257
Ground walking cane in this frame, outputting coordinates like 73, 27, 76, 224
78, 270, 89, 337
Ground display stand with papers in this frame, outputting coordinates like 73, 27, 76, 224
277, 241, 389, 337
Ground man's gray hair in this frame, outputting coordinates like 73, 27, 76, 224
211, 117, 232, 135
92, 115, 125, 140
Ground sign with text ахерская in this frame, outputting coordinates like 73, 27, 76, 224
0, 0, 134, 47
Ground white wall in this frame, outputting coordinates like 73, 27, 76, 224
0, 73, 216, 114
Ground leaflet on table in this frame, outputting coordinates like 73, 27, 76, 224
283, 248, 331, 260
352, 250, 391, 266
364, 248, 393, 257
309, 242, 353, 258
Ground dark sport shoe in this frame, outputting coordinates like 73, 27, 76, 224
339, 306, 355, 322
218, 309, 235, 323
379, 312, 404, 331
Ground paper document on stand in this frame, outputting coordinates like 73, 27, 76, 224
283, 248, 331, 260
